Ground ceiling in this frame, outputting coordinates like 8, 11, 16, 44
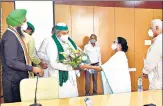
54, 1, 162, 9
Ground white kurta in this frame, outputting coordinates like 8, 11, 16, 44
37, 37, 78, 98
101, 51, 131, 94
143, 33, 162, 90
37, 38, 50, 78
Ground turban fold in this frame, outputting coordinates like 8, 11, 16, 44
6, 9, 27, 27
55, 23, 68, 31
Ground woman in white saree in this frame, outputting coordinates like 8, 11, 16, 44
80, 37, 131, 94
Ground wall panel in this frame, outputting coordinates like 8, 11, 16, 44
134, 8, 154, 90
153, 9, 162, 19
1, 2, 14, 34
94, 7, 115, 63
114, 7, 135, 90
71, 5, 94, 96
55, 4, 72, 36
94, 6, 115, 94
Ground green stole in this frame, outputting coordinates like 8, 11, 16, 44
52, 34, 77, 86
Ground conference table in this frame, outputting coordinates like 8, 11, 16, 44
1, 90, 162, 106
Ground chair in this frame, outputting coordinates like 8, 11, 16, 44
20, 77, 59, 102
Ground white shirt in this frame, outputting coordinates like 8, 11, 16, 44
143, 33, 162, 90
84, 42, 101, 64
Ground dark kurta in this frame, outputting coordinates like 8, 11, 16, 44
0, 29, 33, 103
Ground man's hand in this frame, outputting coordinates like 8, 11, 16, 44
32, 67, 44, 77
39, 61, 48, 69
143, 73, 148, 79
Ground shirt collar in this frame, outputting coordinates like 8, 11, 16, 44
8, 26, 17, 32
153, 33, 162, 42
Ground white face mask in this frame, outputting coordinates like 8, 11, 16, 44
21, 22, 28, 31
111, 43, 117, 50
148, 29, 154, 37
60, 34, 69, 42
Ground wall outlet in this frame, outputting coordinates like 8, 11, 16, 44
145, 40, 151, 45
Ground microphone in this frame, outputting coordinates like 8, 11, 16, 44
30, 73, 42, 106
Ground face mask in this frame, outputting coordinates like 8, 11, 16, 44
27, 32, 32, 35
111, 43, 117, 50
148, 29, 154, 37
60, 34, 69, 42
90, 39, 96, 43
21, 22, 28, 31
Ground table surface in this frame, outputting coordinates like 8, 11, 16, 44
1, 90, 162, 106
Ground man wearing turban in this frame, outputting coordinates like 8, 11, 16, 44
37, 23, 80, 98
0, 9, 43, 103
22, 21, 48, 70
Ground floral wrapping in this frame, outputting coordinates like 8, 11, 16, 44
58, 44, 91, 68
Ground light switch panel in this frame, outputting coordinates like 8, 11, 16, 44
129, 68, 136, 72
145, 40, 151, 45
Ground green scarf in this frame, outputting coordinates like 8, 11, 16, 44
52, 34, 77, 86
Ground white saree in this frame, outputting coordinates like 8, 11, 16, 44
101, 51, 131, 94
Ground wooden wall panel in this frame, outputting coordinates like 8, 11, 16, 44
1, 2, 14, 34
114, 7, 135, 90
134, 8, 153, 91
153, 9, 162, 19
71, 5, 93, 49
71, 5, 94, 96
55, 4, 72, 36
94, 6, 115, 94
94, 7, 115, 63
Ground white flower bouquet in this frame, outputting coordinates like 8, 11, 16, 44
59, 47, 90, 68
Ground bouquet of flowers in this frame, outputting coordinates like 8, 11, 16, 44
58, 45, 90, 68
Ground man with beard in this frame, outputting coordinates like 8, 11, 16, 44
0, 9, 44, 103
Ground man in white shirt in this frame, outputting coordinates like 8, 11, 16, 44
84, 34, 101, 96
143, 19, 162, 90
37, 26, 56, 78
37, 23, 79, 98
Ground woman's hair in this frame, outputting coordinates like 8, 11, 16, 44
117, 37, 128, 52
